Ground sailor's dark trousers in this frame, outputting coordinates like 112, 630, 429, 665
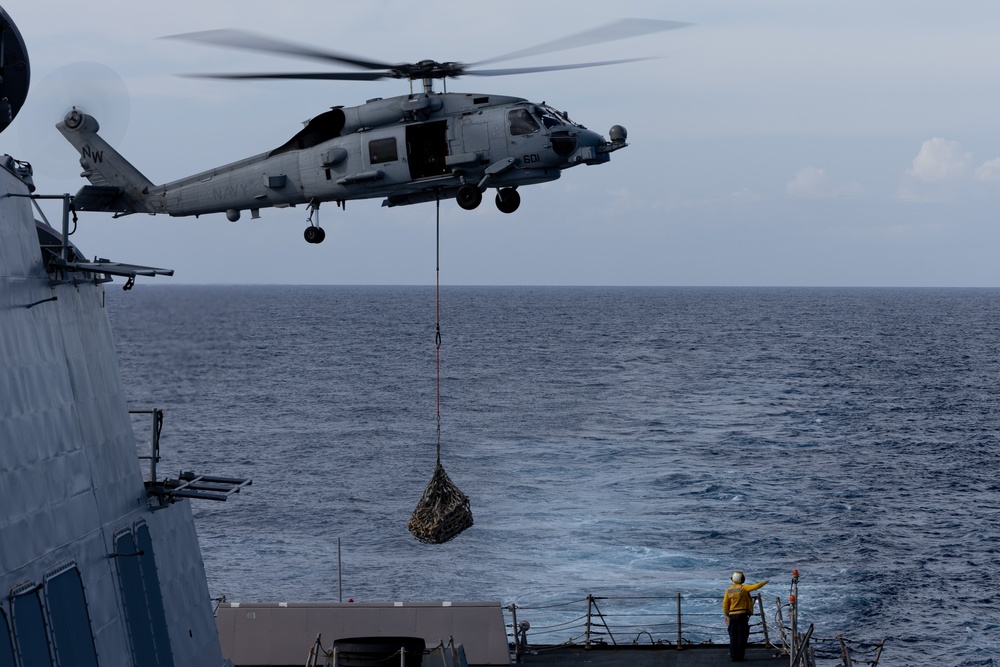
727, 612, 750, 661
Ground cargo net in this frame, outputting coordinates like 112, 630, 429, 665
408, 462, 473, 544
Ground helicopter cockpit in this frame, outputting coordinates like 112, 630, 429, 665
508, 108, 540, 136
507, 104, 580, 136
536, 105, 578, 129
506, 103, 591, 162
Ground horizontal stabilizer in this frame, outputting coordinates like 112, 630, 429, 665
73, 185, 131, 212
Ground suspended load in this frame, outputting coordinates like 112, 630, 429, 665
408, 462, 473, 544
408, 193, 473, 545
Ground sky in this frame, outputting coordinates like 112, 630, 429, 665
5, 0, 1000, 286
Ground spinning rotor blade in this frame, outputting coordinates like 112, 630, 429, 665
167, 18, 690, 83
164, 29, 393, 71
472, 18, 691, 66
18, 61, 131, 180
184, 71, 389, 81
466, 57, 652, 77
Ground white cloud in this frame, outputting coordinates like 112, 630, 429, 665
899, 138, 1000, 201
974, 157, 1000, 182
905, 138, 972, 183
897, 138, 990, 202
786, 166, 864, 199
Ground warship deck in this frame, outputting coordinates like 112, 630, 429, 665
217, 601, 792, 666
519, 644, 786, 666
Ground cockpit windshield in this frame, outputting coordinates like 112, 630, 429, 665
509, 105, 580, 136
538, 105, 577, 129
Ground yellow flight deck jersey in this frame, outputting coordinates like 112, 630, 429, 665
723, 580, 769, 616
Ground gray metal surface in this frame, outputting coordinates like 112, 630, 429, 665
0, 159, 224, 666
217, 602, 511, 666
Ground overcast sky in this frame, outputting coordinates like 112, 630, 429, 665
6, 0, 1000, 286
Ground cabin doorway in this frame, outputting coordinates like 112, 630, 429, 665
406, 121, 449, 180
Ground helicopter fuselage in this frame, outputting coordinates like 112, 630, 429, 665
57, 91, 628, 241
54, 17, 686, 243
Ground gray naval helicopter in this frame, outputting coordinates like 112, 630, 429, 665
58, 19, 687, 244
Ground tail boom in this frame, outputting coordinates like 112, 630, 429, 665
56, 109, 164, 214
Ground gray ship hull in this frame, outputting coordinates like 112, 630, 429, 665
0, 158, 224, 666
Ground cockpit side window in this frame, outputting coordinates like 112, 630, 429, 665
508, 109, 540, 136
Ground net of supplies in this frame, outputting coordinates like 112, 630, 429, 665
408, 462, 473, 544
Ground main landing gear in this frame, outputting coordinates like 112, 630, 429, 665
456, 184, 482, 210
456, 185, 520, 213
495, 187, 520, 214
304, 226, 326, 244
304, 200, 325, 244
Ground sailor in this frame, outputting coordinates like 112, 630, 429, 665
723, 571, 768, 662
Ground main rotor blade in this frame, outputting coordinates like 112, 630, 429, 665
182, 71, 390, 81
465, 57, 653, 77
473, 18, 691, 66
163, 29, 393, 71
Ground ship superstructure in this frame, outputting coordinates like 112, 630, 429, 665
0, 154, 228, 666
0, 7, 229, 664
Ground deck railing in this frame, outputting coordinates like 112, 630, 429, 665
506, 593, 772, 654
505, 588, 884, 667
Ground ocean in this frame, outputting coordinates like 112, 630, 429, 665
106, 285, 1000, 666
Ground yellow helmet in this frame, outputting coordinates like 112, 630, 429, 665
731, 571, 745, 584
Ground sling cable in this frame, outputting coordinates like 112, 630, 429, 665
408, 191, 473, 544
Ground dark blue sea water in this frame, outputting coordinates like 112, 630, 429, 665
107, 286, 1000, 666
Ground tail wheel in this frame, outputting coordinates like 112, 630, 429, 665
495, 188, 521, 214
456, 184, 483, 210
304, 226, 326, 244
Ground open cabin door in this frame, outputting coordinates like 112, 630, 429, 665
406, 120, 450, 180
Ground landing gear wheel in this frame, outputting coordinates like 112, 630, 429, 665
495, 188, 521, 214
456, 184, 483, 210
304, 226, 326, 244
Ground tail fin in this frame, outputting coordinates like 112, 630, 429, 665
56, 109, 160, 214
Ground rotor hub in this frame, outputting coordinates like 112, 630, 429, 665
391, 60, 465, 80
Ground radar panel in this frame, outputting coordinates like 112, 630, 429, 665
0, 6, 30, 134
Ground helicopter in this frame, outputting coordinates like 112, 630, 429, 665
57, 19, 687, 244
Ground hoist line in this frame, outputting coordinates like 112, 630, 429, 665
435, 191, 442, 466
406, 190, 474, 544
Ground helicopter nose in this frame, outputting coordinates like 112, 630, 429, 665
566, 128, 611, 166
